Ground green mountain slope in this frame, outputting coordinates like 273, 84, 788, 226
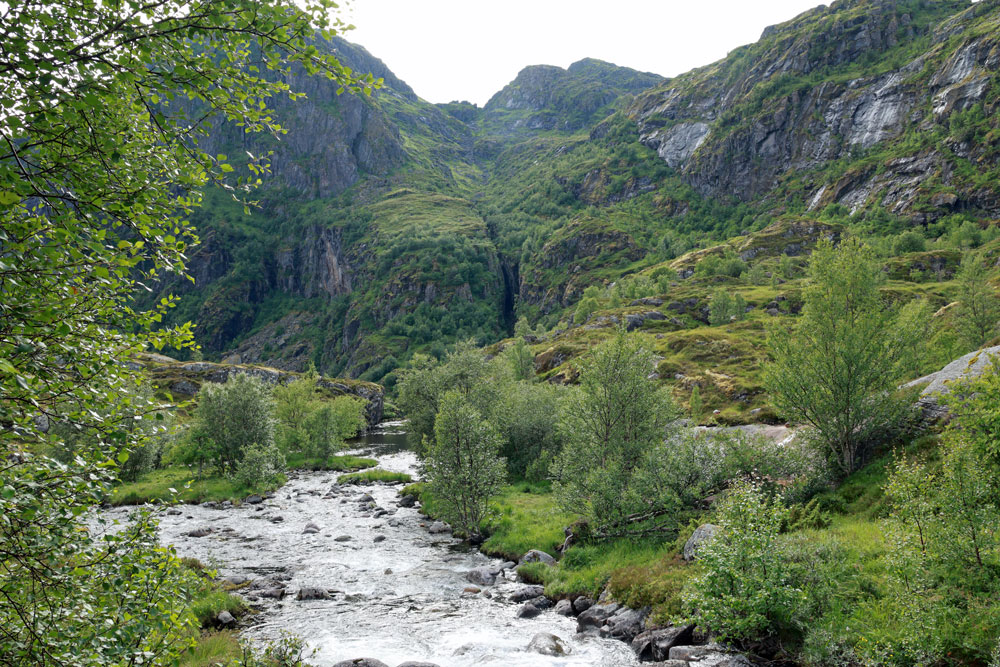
157, 0, 1000, 398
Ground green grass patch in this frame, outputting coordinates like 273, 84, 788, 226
179, 631, 243, 667
480, 481, 574, 561
337, 469, 412, 485
110, 467, 281, 506
285, 452, 377, 472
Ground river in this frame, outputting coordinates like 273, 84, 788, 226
100, 423, 639, 666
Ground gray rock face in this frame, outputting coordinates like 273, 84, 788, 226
553, 599, 574, 616
510, 585, 545, 603
527, 632, 572, 656
518, 549, 556, 567
600, 605, 649, 641
906, 346, 1000, 421
650, 122, 711, 168
631, 625, 695, 662
683, 524, 721, 561
216, 610, 236, 627
577, 602, 620, 633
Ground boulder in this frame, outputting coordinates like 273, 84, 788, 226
334, 535, 352, 542
186, 527, 212, 538
683, 524, 721, 561
465, 567, 497, 587
577, 602, 620, 632
332, 660, 389, 667
572, 596, 595, 614
396, 663, 440, 667
517, 602, 541, 619
303, 522, 321, 534
398, 495, 417, 508
631, 625, 695, 661
510, 585, 545, 603
907, 345, 1000, 421
373, 535, 386, 543
222, 574, 249, 586
553, 599, 573, 616
216, 610, 236, 627
518, 549, 556, 567
296, 587, 330, 601
527, 632, 572, 656
428, 521, 450, 534
258, 588, 286, 599
600, 605, 649, 641
669, 645, 751, 666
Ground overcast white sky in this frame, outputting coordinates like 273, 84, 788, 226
345, 1, 827, 106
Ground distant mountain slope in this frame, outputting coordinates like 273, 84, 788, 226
155, 0, 1000, 395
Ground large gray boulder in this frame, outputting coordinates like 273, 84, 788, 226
600, 605, 649, 641
683, 524, 721, 561
631, 625, 695, 661
465, 567, 497, 587
906, 345, 1000, 421
510, 585, 545, 602
518, 549, 556, 567
576, 602, 620, 632
527, 632, 572, 656
332, 660, 389, 667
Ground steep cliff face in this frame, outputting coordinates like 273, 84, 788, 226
164, 0, 1000, 388
629, 0, 999, 222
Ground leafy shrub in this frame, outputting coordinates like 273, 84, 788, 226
232, 441, 285, 490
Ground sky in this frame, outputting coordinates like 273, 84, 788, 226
345, 0, 827, 106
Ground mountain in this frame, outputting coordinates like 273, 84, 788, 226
154, 0, 1000, 405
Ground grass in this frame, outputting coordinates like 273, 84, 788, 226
336, 469, 412, 485
480, 481, 575, 560
285, 452, 377, 472
110, 467, 271, 506
179, 632, 243, 667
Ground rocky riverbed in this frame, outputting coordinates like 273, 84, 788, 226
97, 424, 641, 666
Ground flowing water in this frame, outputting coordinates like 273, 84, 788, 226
100, 423, 639, 666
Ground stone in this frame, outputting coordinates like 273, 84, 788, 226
631, 625, 695, 662
166, 509, 182, 515
296, 587, 330, 601
269, 515, 284, 523
398, 494, 417, 508
907, 346, 1000, 421
186, 527, 212, 538
600, 605, 649, 641
683, 524, 721, 561
510, 585, 545, 603
373, 535, 386, 543
331, 660, 389, 667
216, 610, 236, 626
428, 521, 450, 534
222, 575, 249, 586
527, 632, 572, 656
518, 549, 556, 567
553, 599, 573, 616
245, 494, 263, 504
463, 586, 481, 594
334, 535, 352, 542
517, 602, 541, 619
576, 602, 620, 632
396, 663, 440, 667
572, 596, 594, 614
358, 494, 374, 503
464, 567, 497, 587
258, 588, 286, 599
303, 522, 321, 534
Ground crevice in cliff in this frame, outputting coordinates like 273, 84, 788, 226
499, 259, 519, 335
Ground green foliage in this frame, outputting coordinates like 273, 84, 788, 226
764, 239, 927, 474
893, 230, 927, 255
194, 374, 276, 475
955, 252, 1000, 349
552, 329, 680, 538
492, 381, 566, 480
233, 441, 286, 490
503, 337, 536, 382
684, 481, 802, 643
709, 290, 746, 326
426, 392, 508, 537
336, 469, 412, 485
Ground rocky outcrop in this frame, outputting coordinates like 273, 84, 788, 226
906, 345, 1000, 421
137, 353, 385, 426
629, 0, 1000, 221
